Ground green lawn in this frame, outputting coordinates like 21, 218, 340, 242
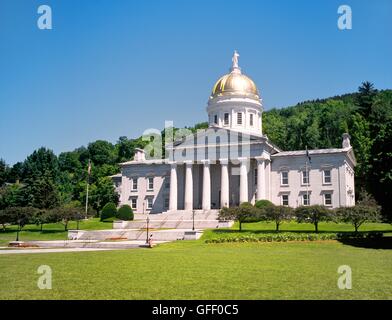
1, 221, 391, 299
0, 218, 113, 246
0, 240, 392, 299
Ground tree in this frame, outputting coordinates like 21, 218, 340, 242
23, 147, 59, 181
24, 172, 60, 209
218, 203, 259, 231
33, 209, 51, 231
336, 205, 381, 232
116, 205, 134, 221
0, 159, 8, 186
265, 205, 293, 231
5, 207, 36, 241
295, 205, 332, 233
0, 183, 24, 209
87, 140, 116, 166
100, 202, 117, 221
0, 209, 11, 231
50, 207, 83, 231
87, 177, 119, 215
356, 81, 377, 117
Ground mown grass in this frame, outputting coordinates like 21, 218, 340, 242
0, 218, 113, 246
0, 240, 392, 299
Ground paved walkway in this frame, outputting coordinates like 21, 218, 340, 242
0, 240, 169, 254
0, 248, 115, 255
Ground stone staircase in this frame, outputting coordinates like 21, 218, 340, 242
68, 210, 231, 242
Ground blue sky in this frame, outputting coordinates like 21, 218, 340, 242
0, 0, 391, 165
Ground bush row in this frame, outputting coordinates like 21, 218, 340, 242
205, 231, 384, 243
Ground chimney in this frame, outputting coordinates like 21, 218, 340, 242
342, 133, 351, 148
134, 148, 146, 161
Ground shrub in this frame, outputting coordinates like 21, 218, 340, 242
255, 200, 274, 209
116, 205, 134, 221
100, 202, 117, 221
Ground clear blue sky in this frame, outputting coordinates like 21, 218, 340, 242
0, 0, 391, 165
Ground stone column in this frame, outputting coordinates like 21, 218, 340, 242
256, 158, 266, 200
239, 158, 249, 204
184, 161, 193, 210
202, 160, 211, 211
169, 163, 177, 211
220, 159, 229, 208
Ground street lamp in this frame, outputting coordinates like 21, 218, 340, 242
192, 209, 195, 231
146, 215, 150, 244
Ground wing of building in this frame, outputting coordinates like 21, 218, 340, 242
115, 52, 356, 214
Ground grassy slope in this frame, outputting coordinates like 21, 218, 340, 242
0, 218, 112, 246
0, 240, 391, 300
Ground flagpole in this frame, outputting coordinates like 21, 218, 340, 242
305, 147, 310, 206
85, 159, 91, 219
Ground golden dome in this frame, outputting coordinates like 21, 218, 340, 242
211, 71, 260, 99
210, 51, 260, 99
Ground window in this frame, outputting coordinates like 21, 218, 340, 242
250, 113, 254, 126
224, 113, 229, 125
282, 195, 289, 206
254, 168, 258, 185
147, 177, 154, 191
147, 197, 153, 209
131, 198, 137, 210
165, 178, 170, 189
131, 178, 138, 191
323, 170, 331, 184
237, 112, 243, 125
214, 114, 218, 124
281, 171, 289, 185
303, 193, 310, 206
164, 198, 169, 208
324, 193, 332, 206
302, 170, 309, 185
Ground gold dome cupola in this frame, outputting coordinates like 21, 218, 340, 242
210, 50, 260, 100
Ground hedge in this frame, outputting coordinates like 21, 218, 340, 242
205, 232, 384, 243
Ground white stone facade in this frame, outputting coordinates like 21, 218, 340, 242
115, 53, 356, 214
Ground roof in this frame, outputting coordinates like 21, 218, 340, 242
120, 159, 168, 166
272, 148, 350, 157
272, 147, 357, 166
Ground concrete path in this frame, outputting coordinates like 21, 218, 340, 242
0, 247, 115, 255
0, 240, 170, 254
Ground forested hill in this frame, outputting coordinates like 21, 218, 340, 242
0, 83, 391, 219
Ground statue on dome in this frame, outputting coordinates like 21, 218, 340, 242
232, 50, 240, 69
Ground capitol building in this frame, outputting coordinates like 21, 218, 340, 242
113, 52, 356, 214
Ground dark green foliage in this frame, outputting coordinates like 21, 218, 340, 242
23, 147, 59, 181
1, 207, 36, 240
116, 205, 134, 221
205, 231, 385, 244
219, 203, 260, 231
265, 205, 293, 231
49, 207, 84, 231
336, 193, 381, 232
23, 172, 60, 209
100, 202, 117, 221
255, 200, 274, 209
0, 159, 9, 186
295, 205, 332, 233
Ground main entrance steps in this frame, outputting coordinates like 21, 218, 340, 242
117, 210, 220, 230
67, 210, 232, 242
